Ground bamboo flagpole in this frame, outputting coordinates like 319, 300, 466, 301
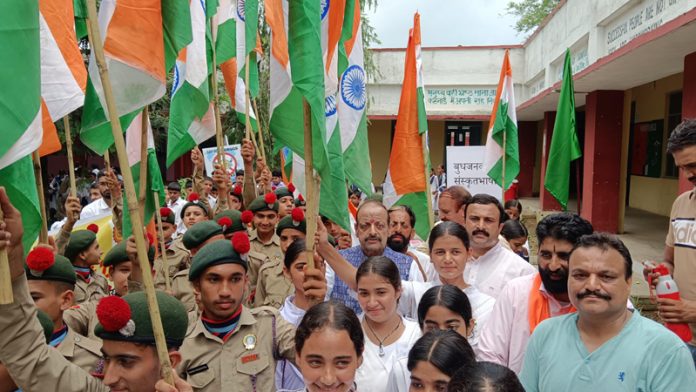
244, 54, 263, 160
0, 207, 11, 304
153, 191, 171, 292
421, 133, 434, 229
502, 131, 507, 201
85, 0, 174, 384
32, 151, 48, 243
302, 99, 318, 270
64, 116, 80, 220
139, 107, 149, 220
251, 98, 267, 163
209, 16, 227, 174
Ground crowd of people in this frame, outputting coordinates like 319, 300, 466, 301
1, 121, 696, 391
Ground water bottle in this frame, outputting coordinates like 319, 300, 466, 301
654, 264, 693, 342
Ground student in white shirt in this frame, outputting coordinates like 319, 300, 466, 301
276, 239, 327, 391
282, 301, 364, 392
386, 285, 475, 392
354, 257, 421, 392
403, 330, 475, 392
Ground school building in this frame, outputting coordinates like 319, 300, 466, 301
367, 0, 696, 233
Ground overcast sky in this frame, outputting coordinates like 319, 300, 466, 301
366, 0, 524, 48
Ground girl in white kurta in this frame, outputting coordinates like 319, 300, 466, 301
352, 257, 422, 391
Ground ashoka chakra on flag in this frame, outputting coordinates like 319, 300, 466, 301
325, 95, 337, 117
341, 64, 366, 111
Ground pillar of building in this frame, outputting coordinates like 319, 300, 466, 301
517, 121, 537, 198
539, 111, 563, 211
679, 52, 696, 194
581, 90, 624, 233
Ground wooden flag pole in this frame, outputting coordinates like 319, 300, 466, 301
209, 17, 227, 173
153, 191, 172, 292
0, 207, 11, 304
243, 54, 263, 159
139, 107, 149, 220
85, 0, 174, 384
251, 98, 267, 163
64, 116, 80, 221
421, 133, 435, 229
302, 99, 317, 270
32, 151, 48, 243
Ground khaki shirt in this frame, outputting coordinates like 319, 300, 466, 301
178, 306, 296, 392
248, 231, 283, 290
74, 273, 109, 304
154, 236, 191, 290
59, 327, 103, 373
171, 268, 198, 313
0, 276, 108, 391
254, 259, 293, 309
64, 301, 100, 340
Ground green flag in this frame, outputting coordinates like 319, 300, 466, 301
544, 49, 582, 210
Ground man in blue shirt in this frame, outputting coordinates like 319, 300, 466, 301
521, 233, 696, 391
330, 199, 413, 313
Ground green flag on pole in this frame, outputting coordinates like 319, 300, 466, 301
544, 49, 582, 210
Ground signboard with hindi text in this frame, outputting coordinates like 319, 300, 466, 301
446, 146, 502, 200
202, 144, 243, 182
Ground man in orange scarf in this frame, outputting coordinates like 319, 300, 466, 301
477, 213, 593, 373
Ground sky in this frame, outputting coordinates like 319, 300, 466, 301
366, 0, 524, 48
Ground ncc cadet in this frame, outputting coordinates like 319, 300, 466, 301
178, 235, 327, 391
157, 206, 178, 249
255, 207, 307, 308
274, 184, 296, 218
24, 247, 103, 372
64, 224, 109, 303
0, 187, 189, 392
153, 193, 210, 291
245, 193, 283, 295
63, 239, 156, 340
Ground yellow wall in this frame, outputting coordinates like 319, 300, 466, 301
628, 176, 679, 216
625, 73, 683, 216
367, 120, 392, 187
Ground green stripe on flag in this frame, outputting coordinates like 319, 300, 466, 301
122, 149, 165, 238
488, 100, 520, 191
321, 125, 350, 231
417, 87, 428, 135
394, 191, 430, 240
167, 81, 211, 166
163, 0, 193, 71
0, 157, 41, 254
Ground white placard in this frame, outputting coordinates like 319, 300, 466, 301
446, 146, 502, 200
202, 144, 243, 182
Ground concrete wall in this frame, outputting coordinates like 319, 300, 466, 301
628, 176, 679, 216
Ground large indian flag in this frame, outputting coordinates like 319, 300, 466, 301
483, 49, 519, 191
338, 0, 372, 194
0, 0, 43, 253
122, 111, 165, 237
383, 13, 431, 240
38, 0, 87, 156
166, 0, 215, 166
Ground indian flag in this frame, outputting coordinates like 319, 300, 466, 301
338, 0, 372, 194
122, 111, 165, 237
38, 0, 87, 156
383, 13, 431, 240
79, 0, 168, 155
236, 0, 259, 102
267, 0, 329, 181
483, 49, 519, 191
219, 0, 257, 130
0, 0, 43, 253
166, 0, 215, 167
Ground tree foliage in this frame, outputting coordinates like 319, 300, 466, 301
506, 0, 560, 34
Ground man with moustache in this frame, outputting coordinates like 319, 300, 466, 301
387, 205, 436, 282
649, 119, 696, 364
463, 194, 535, 299
521, 233, 696, 391
478, 213, 593, 373
329, 200, 416, 314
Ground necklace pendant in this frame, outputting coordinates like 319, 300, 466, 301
379, 344, 385, 357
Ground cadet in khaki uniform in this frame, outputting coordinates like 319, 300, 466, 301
154, 193, 210, 290
63, 226, 109, 304
0, 185, 190, 392
245, 194, 283, 295
179, 236, 327, 391
274, 185, 296, 218
255, 208, 307, 308
24, 247, 103, 372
